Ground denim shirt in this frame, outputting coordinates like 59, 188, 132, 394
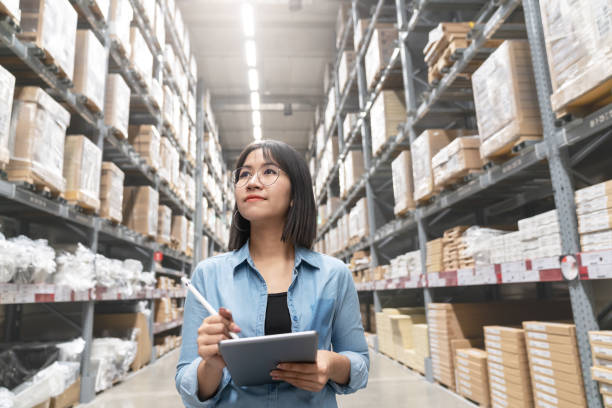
175, 242, 369, 407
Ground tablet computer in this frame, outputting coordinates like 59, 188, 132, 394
219, 330, 318, 387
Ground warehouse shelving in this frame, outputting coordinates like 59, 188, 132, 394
312, 0, 609, 406
153, 318, 184, 335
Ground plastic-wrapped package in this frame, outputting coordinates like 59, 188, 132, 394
56, 338, 85, 363
169, 143, 180, 188
365, 27, 398, 89
391, 150, 415, 216
349, 199, 369, 242
461, 227, 508, 266
370, 90, 406, 156
12, 361, 79, 408
0, 234, 16, 283
54, 243, 95, 291
0, 388, 14, 408
104, 74, 130, 139
139, 272, 156, 289
123, 186, 159, 238
129, 26, 153, 89
0, 343, 59, 390
10, 236, 56, 284
158, 137, 172, 184
185, 174, 195, 210
153, 2, 165, 52
99, 162, 124, 224
157, 205, 172, 246
0, 65, 15, 169
431, 136, 481, 188
63, 135, 102, 212
8, 87, 71, 194
91, 338, 137, 392
187, 220, 194, 254
123, 258, 143, 292
171, 215, 187, 254
109, 0, 133, 57
18, 0, 77, 80
73, 30, 107, 112
472, 40, 542, 160
128, 125, 160, 171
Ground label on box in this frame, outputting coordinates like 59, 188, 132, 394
532, 357, 552, 367
461, 387, 473, 397
528, 331, 548, 340
457, 350, 469, 358
534, 373, 555, 386
536, 400, 555, 408
457, 359, 469, 367
460, 379, 471, 388
529, 340, 550, 349
537, 390, 558, 404
531, 348, 552, 358
605, 395, 612, 405
490, 367, 505, 378
491, 381, 507, 392
491, 388, 507, 400
594, 345, 612, 357
489, 361, 504, 371
532, 257, 561, 271
488, 348, 502, 356
594, 368, 612, 381
488, 340, 502, 349
525, 323, 547, 332
486, 327, 501, 335
535, 382, 556, 395
490, 374, 506, 385
492, 396, 510, 407
458, 365, 470, 374
533, 365, 554, 376
487, 334, 502, 342
586, 264, 612, 279
489, 355, 503, 364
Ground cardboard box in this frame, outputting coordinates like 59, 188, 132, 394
19, 0, 77, 80
491, 391, 533, 408
485, 337, 525, 354
354, 19, 395, 52
104, 73, 130, 139
370, 90, 406, 156
0, 65, 15, 168
108, 0, 133, 56
432, 136, 481, 188
341, 150, 365, 198
99, 162, 124, 223
531, 362, 584, 385
338, 50, 356, 94
157, 205, 172, 246
50, 377, 80, 408
472, 40, 542, 159
527, 344, 581, 365
531, 371, 585, 395
365, 27, 399, 90
8, 87, 71, 194
153, 1, 165, 52
528, 338, 578, 356
593, 366, 612, 386
391, 150, 416, 216
349, 198, 369, 241
534, 390, 587, 408
529, 355, 580, 375
63, 135, 102, 211
526, 330, 577, 346
171, 215, 188, 253
130, 26, 153, 88
488, 347, 529, 369
73, 30, 106, 112
523, 322, 576, 338
576, 181, 612, 205
129, 125, 161, 171
532, 379, 586, 406
94, 312, 152, 371
123, 186, 159, 237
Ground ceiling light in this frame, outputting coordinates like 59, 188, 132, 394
241, 3, 255, 37
253, 126, 262, 141
252, 110, 262, 127
245, 40, 257, 67
248, 69, 259, 91
250, 92, 260, 110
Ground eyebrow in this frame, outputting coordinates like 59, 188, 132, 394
240, 162, 277, 168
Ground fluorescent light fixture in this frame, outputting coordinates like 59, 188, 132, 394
245, 40, 257, 67
250, 92, 260, 110
241, 3, 255, 37
253, 126, 262, 140
252, 110, 261, 127
248, 68, 259, 91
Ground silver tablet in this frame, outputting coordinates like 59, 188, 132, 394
219, 330, 318, 387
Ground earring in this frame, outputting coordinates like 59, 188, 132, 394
232, 210, 248, 232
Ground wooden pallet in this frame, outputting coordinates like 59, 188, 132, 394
65, 190, 99, 214
100, 213, 122, 225
76, 93, 103, 114
482, 135, 541, 161
552, 65, 612, 120
7, 170, 64, 199
0, 6, 19, 28
17, 36, 73, 82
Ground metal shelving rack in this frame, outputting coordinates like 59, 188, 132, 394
0, 0, 229, 403
311, 0, 610, 406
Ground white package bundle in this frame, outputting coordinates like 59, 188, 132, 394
54, 243, 95, 291
12, 362, 79, 408
91, 338, 137, 392
56, 338, 86, 362
0, 388, 14, 408
140, 271, 156, 289
10, 236, 56, 284
0, 234, 16, 283
461, 227, 508, 266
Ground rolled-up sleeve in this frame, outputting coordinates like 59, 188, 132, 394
328, 266, 370, 394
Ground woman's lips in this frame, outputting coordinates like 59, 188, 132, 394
245, 196, 265, 202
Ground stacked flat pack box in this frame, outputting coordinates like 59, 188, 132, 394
426, 238, 444, 273
484, 326, 533, 408
412, 129, 463, 203
392, 313, 427, 367
354, 19, 395, 52
370, 90, 406, 156
455, 348, 490, 406
338, 50, 356, 94
0, 65, 15, 169
423, 22, 472, 84
539, 0, 612, 116
412, 324, 430, 373
442, 226, 469, 271
523, 322, 587, 408
432, 136, 481, 189
575, 180, 612, 251
8, 87, 71, 194
129, 26, 153, 89
340, 150, 364, 198
157, 205, 172, 246
349, 198, 369, 243
63, 135, 102, 212
472, 40, 542, 160
374, 307, 425, 357
171, 215, 188, 254
158, 137, 173, 184
73, 30, 107, 112
129, 125, 161, 171
588, 331, 612, 407
365, 27, 399, 90
104, 74, 131, 139
123, 186, 159, 238
518, 210, 561, 259
99, 162, 124, 223
109, 0, 133, 57
391, 150, 415, 216
19, 0, 77, 80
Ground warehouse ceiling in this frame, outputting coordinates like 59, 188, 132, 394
177, 0, 340, 167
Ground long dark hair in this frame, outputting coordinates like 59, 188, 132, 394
228, 140, 316, 250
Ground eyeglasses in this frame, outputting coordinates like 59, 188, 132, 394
232, 164, 282, 188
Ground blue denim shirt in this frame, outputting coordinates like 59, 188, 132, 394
175, 242, 369, 407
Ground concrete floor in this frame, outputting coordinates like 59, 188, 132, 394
78, 348, 474, 408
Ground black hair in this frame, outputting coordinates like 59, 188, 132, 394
228, 140, 316, 251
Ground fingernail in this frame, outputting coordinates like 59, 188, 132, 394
276, 364, 283, 369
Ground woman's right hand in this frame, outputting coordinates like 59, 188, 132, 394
197, 307, 241, 371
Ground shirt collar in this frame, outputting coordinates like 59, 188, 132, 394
230, 240, 321, 271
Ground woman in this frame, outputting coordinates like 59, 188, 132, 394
175, 140, 369, 407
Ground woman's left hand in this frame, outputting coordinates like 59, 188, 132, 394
270, 350, 336, 392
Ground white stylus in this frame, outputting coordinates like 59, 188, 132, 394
181, 277, 239, 339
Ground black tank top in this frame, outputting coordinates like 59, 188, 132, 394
265, 292, 292, 335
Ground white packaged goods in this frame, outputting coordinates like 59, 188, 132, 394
104, 74, 131, 139
19, 0, 77, 80
73, 30, 107, 112
461, 227, 507, 266
12, 361, 80, 408
390, 250, 421, 279
0, 387, 14, 407
157, 205, 172, 246
8, 87, 71, 194
109, 0, 133, 56
338, 51, 356, 93
122, 186, 159, 238
343, 113, 358, 142
349, 199, 369, 241
370, 90, 406, 156
0, 65, 15, 168
129, 26, 153, 89
518, 209, 562, 258
324, 87, 336, 133
91, 338, 137, 392
63, 135, 102, 212
0, 234, 55, 284
365, 27, 398, 89
391, 150, 415, 216
341, 150, 364, 197
472, 40, 542, 159
54, 243, 95, 291
129, 125, 160, 170
431, 136, 481, 188
99, 162, 124, 223
576, 181, 612, 247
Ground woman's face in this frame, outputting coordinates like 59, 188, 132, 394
234, 149, 292, 224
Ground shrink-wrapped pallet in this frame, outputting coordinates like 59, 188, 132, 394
370, 90, 406, 156
109, 0, 133, 57
171, 215, 187, 254
349, 198, 369, 242
365, 27, 399, 90
129, 26, 153, 89
157, 205, 172, 246
432, 136, 481, 188
340, 150, 364, 198
73, 30, 107, 112
0, 65, 15, 169
104, 74, 131, 139
123, 186, 158, 238
99, 162, 124, 223
63, 135, 102, 211
391, 150, 415, 216
158, 137, 173, 184
128, 125, 160, 171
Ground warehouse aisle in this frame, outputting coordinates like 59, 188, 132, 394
78, 348, 473, 408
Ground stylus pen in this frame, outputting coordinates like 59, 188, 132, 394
181, 277, 239, 339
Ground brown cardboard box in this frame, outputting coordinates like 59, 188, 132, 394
528, 354, 578, 375
526, 330, 577, 346
129, 125, 161, 171
531, 371, 584, 395
432, 136, 482, 188
365, 27, 399, 90
531, 362, 584, 385
171, 215, 188, 254
592, 366, 612, 386
532, 379, 586, 406
8, 87, 71, 194
104, 73, 131, 139
526, 338, 577, 356
353, 19, 395, 52
0, 64, 15, 168
94, 313, 152, 371
157, 205, 172, 246
491, 390, 533, 408
349, 198, 369, 242
534, 390, 587, 408
63, 135, 102, 211
485, 326, 526, 344
523, 322, 576, 337
123, 186, 159, 237
73, 30, 106, 112
391, 150, 416, 216
370, 90, 406, 156
99, 162, 124, 223
488, 361, 530, 386
340, 150, 365, 198
50, 377, 80, 408
109, 0, 133, 56
527, 344, 581, 365
155, 296, 173, 323
485, 337, 525, 354
129, 26, 153, 88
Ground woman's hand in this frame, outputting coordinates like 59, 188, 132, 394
270, 350, 349, 392
197, 307, 241, 371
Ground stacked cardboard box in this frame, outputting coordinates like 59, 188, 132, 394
473, 40, 542, 160
343, 112, 358, 142
104, 74, 130, 139
589, 331, 612, 407
365, 27, 399, 89
63, 135, 102, 212
159, 137, 174, 184
370, 90, 406, 156
484, 326, 533, 408
455, 348, 490, 406
157, 205, 172, 246
375, 307, 425, 358
99, 162, 124, 223
171, 215, 188, 254
0, 65, 14, 169
354, 19, 394, 52
391, 150, 416, 216
123, 186, 159, 238
391, 313, 427, 367
442, 226, 469, 271
340, 150, 364, 198
349, 198, 369, 244
324, 87, 335, 134
518, 210, 561, 259
423, 23, 472, 83
575, 180, 612, 251
412, 324, 429, 373
426, 238, 444, 273
129, 125, 161, 171
109, 0, 133, 57
94, 313, 151, 372
129, 26, 153, 88
338, 50, 356, 94
8, 87, 71, 195
73, 30, 107, 112
432, 136, 482, 189
523, 322, 587, 408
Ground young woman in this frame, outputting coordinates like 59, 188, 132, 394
176, 140, 369, 407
